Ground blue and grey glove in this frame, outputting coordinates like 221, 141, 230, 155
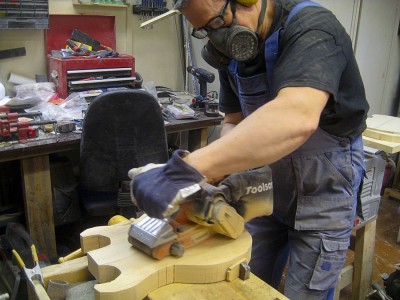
219, 165, 273, 222
128, 150, 206, 219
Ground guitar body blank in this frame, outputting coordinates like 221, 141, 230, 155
80, 218, 252, 300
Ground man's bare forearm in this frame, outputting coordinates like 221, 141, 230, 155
185, 87, 329, 179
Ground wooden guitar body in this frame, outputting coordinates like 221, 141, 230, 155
80, 218, 252, 300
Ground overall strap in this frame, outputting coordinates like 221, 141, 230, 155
285, 1, 322, 27
228, 61, 240, 98
265, 1, 323, 93
227, 0, 268, 99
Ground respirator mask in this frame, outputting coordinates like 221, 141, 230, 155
201, 0, 267, 70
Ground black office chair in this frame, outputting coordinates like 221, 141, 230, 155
79, 89, 169, 217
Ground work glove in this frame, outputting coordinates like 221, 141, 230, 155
219, 165, 273, 222
190, 183, 246, 239
128, 150, 206, 219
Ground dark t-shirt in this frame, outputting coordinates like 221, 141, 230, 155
218, 0, 369, 138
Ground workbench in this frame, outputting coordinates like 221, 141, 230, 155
334, 217, 377, 300
43, 261, 288, 300
41, 219, 288, 300
363, 135, 400, 244
364, 135, 400, 199
0, 114, 223, 261
362, 115, 400, 200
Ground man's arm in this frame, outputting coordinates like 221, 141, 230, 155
185, 86, 329, 178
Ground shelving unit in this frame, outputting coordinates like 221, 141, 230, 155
0, 0, 49, 29
72, 0, 128, 7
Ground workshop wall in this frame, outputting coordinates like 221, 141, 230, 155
0, 0, 399, 117
317, 0, 400, 116
184, 0, 400, 118
355, 0, 400, 116
0, 0, 184, 96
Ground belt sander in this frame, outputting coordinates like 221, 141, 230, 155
128, 166, 273, 260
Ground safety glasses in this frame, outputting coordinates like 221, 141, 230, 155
191, 0, 230, 39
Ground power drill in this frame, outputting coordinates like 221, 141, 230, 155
187, 66, 215, 109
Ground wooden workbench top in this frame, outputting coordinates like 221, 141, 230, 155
147, 274, 288, 300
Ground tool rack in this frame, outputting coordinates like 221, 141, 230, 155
132, 0, 168, 17
0, 0, 49, 29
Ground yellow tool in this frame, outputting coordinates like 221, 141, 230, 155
12, 245, 50, 300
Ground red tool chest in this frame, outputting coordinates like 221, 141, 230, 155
45, 15, 135, 99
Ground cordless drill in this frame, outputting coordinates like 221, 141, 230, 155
187, 66, 216, 110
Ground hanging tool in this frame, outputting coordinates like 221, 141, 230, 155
134, 0, 172, 28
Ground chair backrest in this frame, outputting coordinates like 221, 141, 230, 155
79, 89, 169, 216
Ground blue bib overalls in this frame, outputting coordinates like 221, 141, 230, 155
228, 2, 365, 299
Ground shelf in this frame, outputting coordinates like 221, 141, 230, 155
0, 0, 49, 29
72, 0, 128, 7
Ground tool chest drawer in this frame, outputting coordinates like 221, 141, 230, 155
67, 68, 135, 93
48, 56, 135, 98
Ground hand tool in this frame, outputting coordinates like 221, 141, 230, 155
187, 66, 215, 100
0, 105, 41, 117
64, 40, 118, 58
0, 120, 40, 143
0, 106, 55, 143
70, 29, 114, 52
366, 282, 393, 300
8, 119, 56, 128
9, 123, 40, 143
55, 120, 76, 133
6, 222, 50, 300
12, 245, 50, 300
128, 166, 273, 260
0, 110, 42, 120
1, 119, 57, 143
66, 39, 83, 52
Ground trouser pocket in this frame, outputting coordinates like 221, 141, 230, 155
307, 238, 349, 290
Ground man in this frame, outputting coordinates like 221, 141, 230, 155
129, 0, 369, 299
